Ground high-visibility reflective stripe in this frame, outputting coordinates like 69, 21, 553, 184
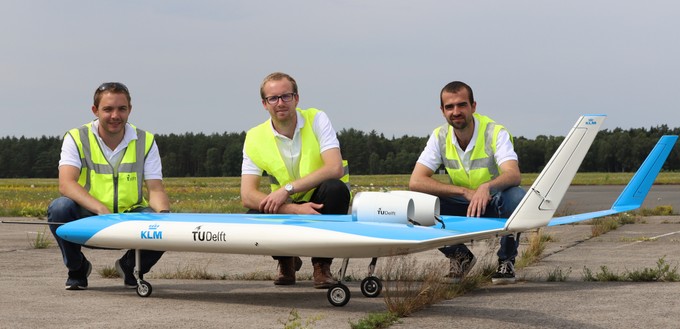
437, 125, 459, 170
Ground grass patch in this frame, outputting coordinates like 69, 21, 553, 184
100, 265, 120, 278
378, 243, 496, 318
278, 308, 323, 329
619, 236, 657, 243
591, 212, 645, 237
350, 312, 400, 329
516, 229, 552, 269
546, 266, 572, 282
616, 212, 641, 225
582, 257, 679, 282
590, 217, 620, 237
637, 205, 674, 216
153, 263, 218, 280
381, 256, 452, 317
28, 227, 52, 249
220, 271, 274, 281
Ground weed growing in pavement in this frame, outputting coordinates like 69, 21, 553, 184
627, 257, 680, 282
546, 266, 572, 282
582, 265, 620, 281
379, 248, 495, 318
515, 229, 552, 269
278, 308, 322, 329
590, 212, 647, 237
581, 257, 679, 282
349, 312, 400, 329
153, 263, 217, 280
590, 217, 620, 237
381, 256, 450, 317
638, 205, 674, 216
28, 227, 52, 249
99, 266, 119, 278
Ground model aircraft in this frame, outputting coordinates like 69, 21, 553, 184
44, 115, 678, 306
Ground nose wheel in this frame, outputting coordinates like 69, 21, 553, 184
360, 277, 382, 298
327, 283, 351, 307
136, 279, 153, 297
133, 249, 153, 298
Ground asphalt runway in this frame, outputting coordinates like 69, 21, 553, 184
1, 185, 679, 328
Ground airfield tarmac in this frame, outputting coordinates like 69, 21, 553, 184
1, 185, 679, 328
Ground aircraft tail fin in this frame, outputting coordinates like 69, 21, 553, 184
504, 115, 606, 232
549, 135, 678, 226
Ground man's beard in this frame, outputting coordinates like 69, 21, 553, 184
447, 118, 469, 130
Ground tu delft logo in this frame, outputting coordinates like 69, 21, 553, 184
192, 225, 227, 242
141, 223, 162, 240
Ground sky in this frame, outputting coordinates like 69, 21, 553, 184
1, 1, 678, 140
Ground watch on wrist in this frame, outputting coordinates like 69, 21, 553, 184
284, 183, 294, 195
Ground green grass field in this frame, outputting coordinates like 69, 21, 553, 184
1, 172, 679, 218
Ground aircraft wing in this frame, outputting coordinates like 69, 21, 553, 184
549, 135, 678, 226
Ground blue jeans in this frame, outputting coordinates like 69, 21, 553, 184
48, 197, 164, 274
438, 186, 526, 263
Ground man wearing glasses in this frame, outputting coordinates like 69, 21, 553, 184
241, 72, 350, 288
409, 81, 525, 285
47, 82, 171, 290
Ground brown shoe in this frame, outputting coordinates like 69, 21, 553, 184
274, 257, 302, 285
312, 260, 335, 289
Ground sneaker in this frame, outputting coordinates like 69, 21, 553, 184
115, 259, 138, 289
446, 253, 477, 284
65, 259, 92, 290
491, 260, 516, 285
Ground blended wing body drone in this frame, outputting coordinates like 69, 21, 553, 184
50, 115, 677, 306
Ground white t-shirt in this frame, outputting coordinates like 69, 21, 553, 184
58, 120, 163, 180
241, 110, 340, 179
416, 115, 518, 173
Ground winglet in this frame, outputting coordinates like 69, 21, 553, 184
504, 115, 606, 232
549, 135, 678, 226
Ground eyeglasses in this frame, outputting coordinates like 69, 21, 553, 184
97, 82, 129, 93
263, 93, 296, 105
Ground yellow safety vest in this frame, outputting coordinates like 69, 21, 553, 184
434, 113, 510, 190
67, 122, 154, 213
244, 108, 349, 202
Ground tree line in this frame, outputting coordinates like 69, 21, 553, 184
1, 125, 678, 178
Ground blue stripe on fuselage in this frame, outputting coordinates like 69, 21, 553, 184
56, 213, 508, 245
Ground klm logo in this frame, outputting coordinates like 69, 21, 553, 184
141, 223, 163, 240
585, 118, 597, 125
377, 208, 397, 216
192, 225, 227, 242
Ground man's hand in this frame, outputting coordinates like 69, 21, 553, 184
467, 183, 491, 217
258, 188, 290, 214
290, 202, 324, 215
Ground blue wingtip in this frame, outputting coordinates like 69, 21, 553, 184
549, 135, 677, 226
612, 135, 678, 209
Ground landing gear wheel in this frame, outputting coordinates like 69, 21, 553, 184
360, 277, 382, 298
327, 283, 351, 307
136, 280, 152, 297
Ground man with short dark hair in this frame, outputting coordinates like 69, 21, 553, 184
48, 82, 170, 290
409, 81, 525, 284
